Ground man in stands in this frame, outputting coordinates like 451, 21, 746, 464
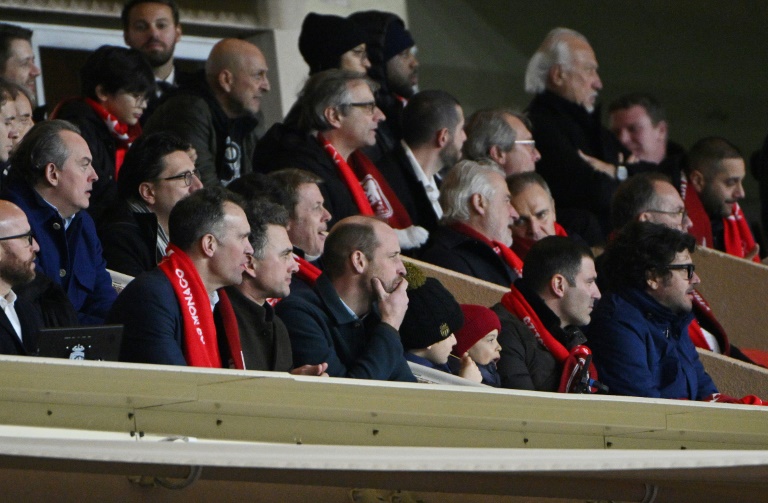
507, 172, 566, 259
420, 160, 521, 287
524, 27, 628, 235
122, 0, 191, 124
111, 187, 254, 367
682, 136, 759, 262
463, 108, 541, 176
491, 236, 600, 391
377, 89, 466, 235
144, 38, 270, 186
276, 216, 415, 382
587, 221, 719, 400
3, 120, 116, 324
0, 23, 42, 120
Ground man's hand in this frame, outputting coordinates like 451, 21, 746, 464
290, 362, 329, 377
373, 276, 409, 330
578, 150, 617, 178
458, 353, 482, 383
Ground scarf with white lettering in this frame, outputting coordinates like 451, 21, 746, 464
84, 97, 142, 177
158, 244, 243, 369
317, 132, 375, 216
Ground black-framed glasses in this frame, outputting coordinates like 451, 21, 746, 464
0, 229, 34, 246
646, 208, 688, 221
666, 263, 695, 280
158, 169, 201, 187
341, 101, 376, 114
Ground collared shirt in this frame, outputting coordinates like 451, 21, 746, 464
40, 195, 75, 230
209, 290, 219, 313
401, 141, 443, 220
155, 67, 176, 97
0, 290, 22, 342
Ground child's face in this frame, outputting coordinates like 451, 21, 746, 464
468, 329, 501, 365
424, 334, 457, 365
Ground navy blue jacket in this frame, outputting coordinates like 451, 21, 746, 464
405, 352, 452, 374
276, 274, 416, 382
587, 288, 718, 400
4, 181, 116, 325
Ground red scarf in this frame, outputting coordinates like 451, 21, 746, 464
84, 98, 142, 177
512, 222, 569, 260
349, 150, 413, 229
500, 286, 599, 391
681, 174, 759, 263
317, 133, 375, 216
687, 289, 731, 355
158, 244, 243, 369
452, 222, 523, 278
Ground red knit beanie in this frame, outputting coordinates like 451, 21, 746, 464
452, 304, 501, 357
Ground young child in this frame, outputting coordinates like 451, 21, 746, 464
399, 264, 481, 382
452, 304, 502, 387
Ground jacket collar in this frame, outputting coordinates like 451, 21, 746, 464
315, 273, 365, 325
515, 278, 587, 348
619, 287, 695, 333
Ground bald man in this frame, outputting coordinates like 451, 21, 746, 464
144, 38, 271, 186
0, 200, 43, 354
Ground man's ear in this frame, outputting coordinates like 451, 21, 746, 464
350, 249, 367, 274
646, 271, 659, 290
217, 70, 234, 93
138, 182, 156, 206
43, 162, 59, 187
94, 84, 109, 103
201, 234, 217, 258
470, 192, 486, 216
242, 254, 257, 278
324, 106, 342, 129
689, 169, 706, 193
637, 211, 652, 223
549, 64, 565, 87
436, 127, 449, 149
656, 120, 669, 140
550, 273, 566, 299
489, 145, 505, 165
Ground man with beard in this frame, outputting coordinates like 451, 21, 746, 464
121, 0, 192, 125
276, 216, 415, 382
0, 23, 42, 121
376, 90, 465, 237
0, 200, 43, 354
586, 221, 719, 400
681, 136, 759, 262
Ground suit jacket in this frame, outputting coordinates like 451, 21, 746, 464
0, 294, 43, 355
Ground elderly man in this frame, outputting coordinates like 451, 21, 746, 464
420, 160, 521, 287
587, 221, 719, 400
681, 137, 759, 262
97, 132, 203, 277
144, 38, 270, 186
110, 187, 254, 367
122, 0, 192, 124
0, 200, 42, 354
491, 236, 600, 391
463, 108, 541, 176
0, 23, 41, 110
524, 27, 629, 235
276, 216, 415, 382
3, 120, 116, 324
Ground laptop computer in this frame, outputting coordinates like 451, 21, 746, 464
35, 325, 123, 361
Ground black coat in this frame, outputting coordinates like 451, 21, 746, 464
97, 204, 160, 278
0, 295, 42, 355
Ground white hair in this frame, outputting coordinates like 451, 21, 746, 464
440, 159, 505, 224
524, 27, 589, 94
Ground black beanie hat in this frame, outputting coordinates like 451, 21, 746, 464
383, 19, 415, 62
399, 263, 464, 350
299, 13, 368, 75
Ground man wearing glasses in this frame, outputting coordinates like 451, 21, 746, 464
463, 108, 541, 176
2, 120, 116, 325
586, 221, 719, 401
0, 200, 43, 354
98, 132, 202, 277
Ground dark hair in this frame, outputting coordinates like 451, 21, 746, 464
401, 90, 460, 147
506, 171, 551, 198
687, 136, 743, 178
602, 221, 695, 292
0, 78, 16, 107
521, 236, 593, 294
80, 45, 155, 100
610, 172, 672, 231
608, 92, 666, 125
323, 217, 380, 280
117, 132, 191, 201
121, 0, 180, 29
267, 168, 324, 219
169, 187, 244, 252
297, 68, 378, 132
0, 23, 32, 74
227, 172, 291, 210
244, 200, 289, 260
8, 119, 81, 187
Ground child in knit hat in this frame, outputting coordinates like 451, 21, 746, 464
452, 304, 502, 387
399, 264, 481, 382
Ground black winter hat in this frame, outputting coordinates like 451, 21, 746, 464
298, 13, 368, 75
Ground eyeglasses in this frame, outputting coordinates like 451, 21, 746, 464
646, 208, 688, 221
514, 139, 536, 152
0, 229, 34, 246
158, 169, 201, 187
341, 101, 377, 114
666, 263, 695, 280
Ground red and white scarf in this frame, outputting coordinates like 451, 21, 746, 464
511, 222, 569, 260
452, 222, 523, 278
681, 174, 759, 263
687, 289, 731, 355
158, 244, 244, 369
84, 98, 142, 178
